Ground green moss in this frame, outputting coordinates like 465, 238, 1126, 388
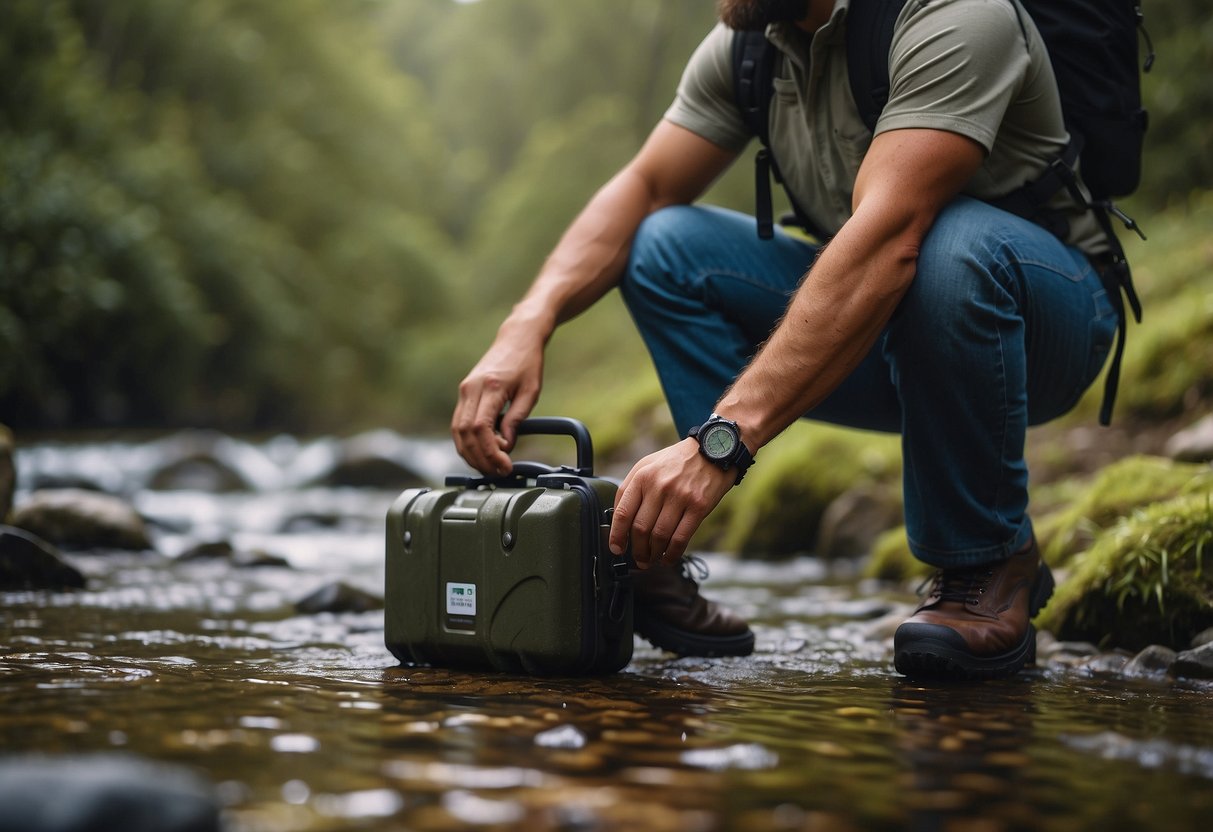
1037, 491, 1213, 651
861, 526, 932, 583
1035, 455, 1212, 566
702, 423, 901, 558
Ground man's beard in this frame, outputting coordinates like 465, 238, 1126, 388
717, 0, 810, 30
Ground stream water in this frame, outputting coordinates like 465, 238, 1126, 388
3, 436, 1212, 831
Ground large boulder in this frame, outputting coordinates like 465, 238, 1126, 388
11, 489, 151, 551
0, 525, 86, 590
0, 424, 14, 522
0, 753, 219, 832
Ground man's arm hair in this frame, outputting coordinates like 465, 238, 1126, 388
714, 127, 986, 449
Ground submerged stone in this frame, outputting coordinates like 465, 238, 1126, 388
0, 525, 86, 590
11, 489, 151, 551
0, 753, 220, 832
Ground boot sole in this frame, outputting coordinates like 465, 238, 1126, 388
633, 609, 755, 658
894, 562, 1055, 682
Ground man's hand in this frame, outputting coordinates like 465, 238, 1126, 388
451, 323, 545, 476
609, 438, 735, 568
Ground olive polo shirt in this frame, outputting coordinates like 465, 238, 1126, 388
664, 0, 1105, 254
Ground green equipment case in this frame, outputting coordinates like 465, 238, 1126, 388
385, 418, 633, 675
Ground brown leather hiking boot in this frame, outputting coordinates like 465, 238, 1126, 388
631, 556, 755, 657
894, 538, 1054, 681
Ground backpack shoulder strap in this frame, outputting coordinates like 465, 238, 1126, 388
846, 0, 909, 132
732, 28, 777, 147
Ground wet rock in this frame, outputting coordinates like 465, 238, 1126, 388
148, 431, 249, 491
1041, 639, 1101, 668
315, 430, 430, 489
176, 540, 236, 561
11, 489, 151, 551
1164, 413, 1213, 463
233, 548, 291, 569
296, 580, 384, 614
0, 753, 220, 832
0, 525, 86, 590
1190, 627, 1213, 650
177, 539, 291, 569
816, 485, 902, 560
1170, 642, 1213, 680
0, 424, 14, 521
146, 430, 281, 492
1077, 651, 1130, 676
1122, 644, 1177, 680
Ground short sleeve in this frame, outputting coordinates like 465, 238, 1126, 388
663, 23, 754, 153
875, 0, 1031, 152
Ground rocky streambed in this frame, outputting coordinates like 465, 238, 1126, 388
2, 430, 1213, 831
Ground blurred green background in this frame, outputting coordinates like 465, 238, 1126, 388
1, 0, 1209, 436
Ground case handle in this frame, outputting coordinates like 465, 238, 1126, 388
514, 417, 594, 476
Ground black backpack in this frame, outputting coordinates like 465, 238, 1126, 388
731, 0, 1155, 424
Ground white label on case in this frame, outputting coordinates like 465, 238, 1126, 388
446, 582, 477, 615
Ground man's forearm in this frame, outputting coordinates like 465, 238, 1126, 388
715, 216, 917, 449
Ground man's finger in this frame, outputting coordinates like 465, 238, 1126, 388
470, 390, 511, 475
498, 387, 539, 452
609, 477, 639, 560
661, 511, 701, 565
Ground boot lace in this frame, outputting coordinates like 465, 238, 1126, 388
678, 554, 710, 584
919, 564, 994, 607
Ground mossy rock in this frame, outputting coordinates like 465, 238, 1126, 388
706, 424, 900, 558
1035, 455, 1211, 567
861, 525, 933, 583
1037, 492, 1213, 652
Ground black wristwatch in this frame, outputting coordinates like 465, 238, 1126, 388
688, 413, 755, 484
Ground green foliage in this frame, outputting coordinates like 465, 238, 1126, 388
0, 0, 1206, 433
1060, 192, 1213, 424
1134, 0, 1213, 209
1035, 456, 1213, 566
1037, 491, 1213, 650
701, 424, 902, 558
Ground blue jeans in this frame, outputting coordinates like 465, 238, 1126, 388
619, 198, 1117, 568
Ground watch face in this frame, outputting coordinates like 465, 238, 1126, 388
702, 423, 737, 460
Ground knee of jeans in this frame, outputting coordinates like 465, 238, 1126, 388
897, 200, 1015, 327
621, 205, 699, 304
